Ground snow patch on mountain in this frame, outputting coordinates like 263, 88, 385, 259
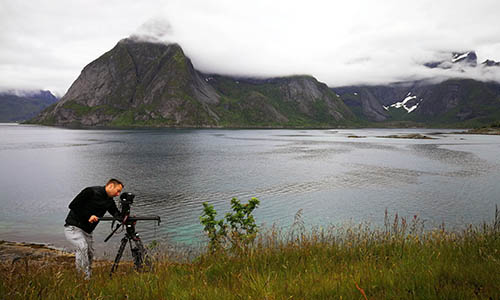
452, 52, 471, 63
386, 92, 423, 113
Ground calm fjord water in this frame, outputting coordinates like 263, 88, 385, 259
1, 124, 499, 253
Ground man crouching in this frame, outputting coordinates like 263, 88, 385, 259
64, 179, 123, 279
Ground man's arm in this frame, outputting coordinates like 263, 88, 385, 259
107, 199, 121, 220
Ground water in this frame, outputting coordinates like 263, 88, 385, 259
1, 124, 499, 255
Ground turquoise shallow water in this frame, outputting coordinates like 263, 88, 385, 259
1, 124, 499, 255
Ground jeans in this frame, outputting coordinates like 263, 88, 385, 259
64, 225, 94, 279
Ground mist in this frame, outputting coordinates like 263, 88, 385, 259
2, 0, 500, 95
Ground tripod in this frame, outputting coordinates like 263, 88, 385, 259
101, 215, 160, 276
110, 222, 150, 274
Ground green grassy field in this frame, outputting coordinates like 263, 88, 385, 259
1, 210, 499, 299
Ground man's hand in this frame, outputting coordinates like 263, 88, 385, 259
89, 215, 99, 223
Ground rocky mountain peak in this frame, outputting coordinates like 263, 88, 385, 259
451, 51, 477, 66
424, 51, 478, 69
481, 59, 500, 67
30, 38, 353, 128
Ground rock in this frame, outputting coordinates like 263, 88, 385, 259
377, 133, 435, 139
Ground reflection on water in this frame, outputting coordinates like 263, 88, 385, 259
1, 125, 499, 255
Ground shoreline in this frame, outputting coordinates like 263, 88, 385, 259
0, 240, 74, 263
5, 122, 500, 135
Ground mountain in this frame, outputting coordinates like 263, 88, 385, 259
334, 51, 500, 127
481, 59, 500, 67
0, 90, 58, 122
29, 42, 500, 128
334, 79, 500, 127
30, 38, 354, 128
205, 75, 354, 127
424, 51, 478, 69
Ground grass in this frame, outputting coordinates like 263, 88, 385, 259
1, 209, 499, 299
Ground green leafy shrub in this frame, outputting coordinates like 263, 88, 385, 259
199, 202, 227, 252
200, 197, 260, 252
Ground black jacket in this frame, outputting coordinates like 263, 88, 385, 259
65, 186, 120, 234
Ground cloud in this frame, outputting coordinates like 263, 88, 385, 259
2, 0, 500, 95
0, 0, 166, 94
130, 18, 174, 44
133, 0, 500, 87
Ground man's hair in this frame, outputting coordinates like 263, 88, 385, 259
106, 178, 124, 188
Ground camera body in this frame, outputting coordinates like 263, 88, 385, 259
119, 192, 135, 217
120, 192, 135, 205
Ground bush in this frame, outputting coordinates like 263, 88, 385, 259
200, 197, 260, 252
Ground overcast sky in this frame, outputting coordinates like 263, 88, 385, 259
2, 0, 500, 96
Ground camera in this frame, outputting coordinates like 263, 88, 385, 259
119, 192, 135, 217
120, 192, 135, 204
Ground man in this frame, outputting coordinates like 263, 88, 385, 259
64, 179, 123, 279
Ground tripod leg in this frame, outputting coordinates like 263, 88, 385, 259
132, 237, 151, 270
130, 238, 142, 270
139, 239, 153, 270
110, 236, 128, 276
